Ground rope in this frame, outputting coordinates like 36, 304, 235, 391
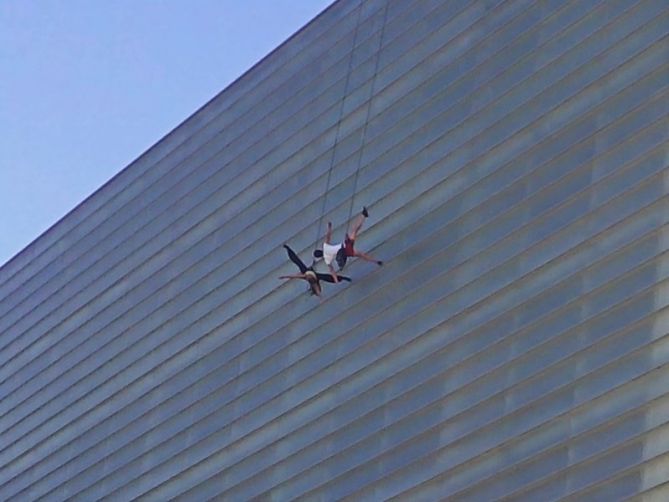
346, 0, 390, 225
312, 0, 364, 256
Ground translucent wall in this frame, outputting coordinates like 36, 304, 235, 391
1, 0, 667, 500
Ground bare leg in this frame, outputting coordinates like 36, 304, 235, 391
354, 249, 383, 266
283, 244, 308, 273
348, 213, 366, 240
279, 273, 308, 280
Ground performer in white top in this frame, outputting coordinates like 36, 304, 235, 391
313, 207, 383, 283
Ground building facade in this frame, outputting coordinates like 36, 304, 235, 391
1, 0, 668, 500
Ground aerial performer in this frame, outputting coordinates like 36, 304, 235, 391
314, 206, 383, 281
279, 244, 350, 299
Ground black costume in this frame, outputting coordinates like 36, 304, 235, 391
283, 245, 351, 284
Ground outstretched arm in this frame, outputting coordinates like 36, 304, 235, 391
279, 273, 307, 280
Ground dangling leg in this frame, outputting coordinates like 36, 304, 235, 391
354, 249, 383, 266
283, 244, 308, 273
317, 272, 352, 283
344, 207, 381, 266
347, 207, 368, 240
348, 213, 364, 240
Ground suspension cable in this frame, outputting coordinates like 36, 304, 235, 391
346, 0, 389, 225
312, 0, 365, 256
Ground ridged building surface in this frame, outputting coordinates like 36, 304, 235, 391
1, 0, 668, 500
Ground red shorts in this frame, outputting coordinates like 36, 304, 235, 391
343, 235, 355, 257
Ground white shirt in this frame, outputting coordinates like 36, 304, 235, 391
322, 242, 342, 265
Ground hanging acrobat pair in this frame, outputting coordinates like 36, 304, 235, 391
279, 244, 351, 300
279, 206, 382, 300
280, 0, 389, 300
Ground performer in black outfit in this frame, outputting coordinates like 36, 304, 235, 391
279, 244, 350, 298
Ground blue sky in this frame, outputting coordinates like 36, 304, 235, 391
0, 0, 332, 267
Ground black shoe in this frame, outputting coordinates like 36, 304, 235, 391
362, 206, 369, 217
